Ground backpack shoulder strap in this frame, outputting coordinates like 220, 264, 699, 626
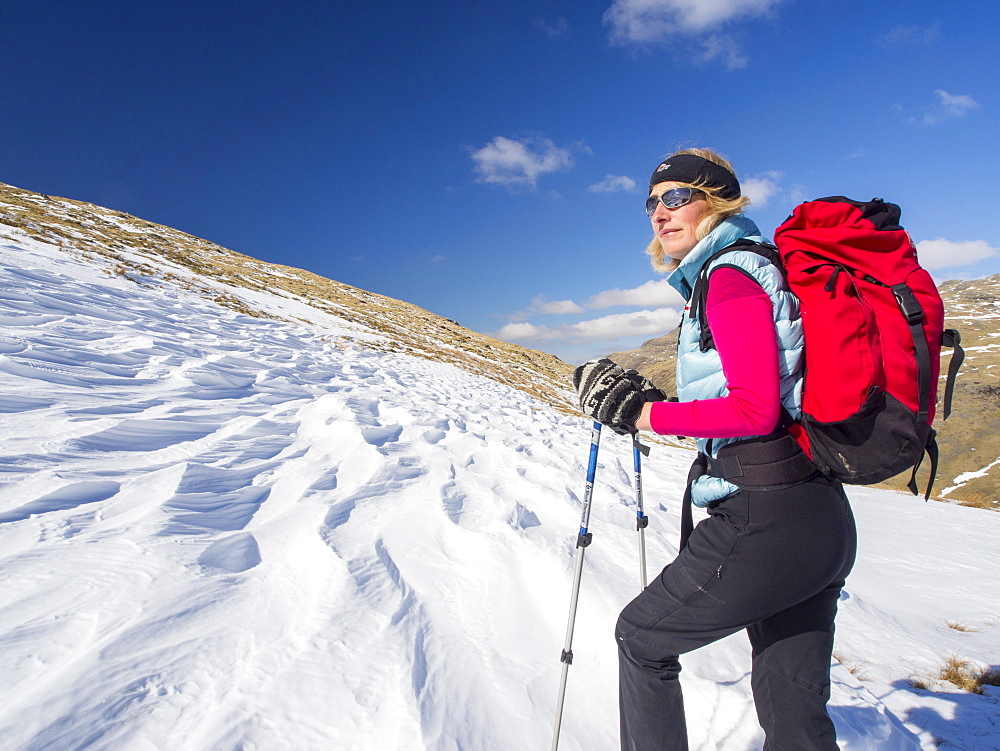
690, 239, 781, 352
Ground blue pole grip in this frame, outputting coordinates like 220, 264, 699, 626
586, 422, 601, 482
578, 422, 602, 535
634, 443, 646, 522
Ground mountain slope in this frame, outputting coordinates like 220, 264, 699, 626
931, 277, 1000, 506
0, 181, 574, 412
2, 185, 998, 749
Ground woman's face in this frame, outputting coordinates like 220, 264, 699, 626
649, 181, 710, 262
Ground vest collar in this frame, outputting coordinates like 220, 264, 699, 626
666, 214, 764, 301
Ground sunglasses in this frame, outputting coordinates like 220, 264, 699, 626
645, 187, 702, 217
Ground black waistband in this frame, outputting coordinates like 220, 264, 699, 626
705, 431, 819, 490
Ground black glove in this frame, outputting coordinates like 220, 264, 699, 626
573, 359, 666, 434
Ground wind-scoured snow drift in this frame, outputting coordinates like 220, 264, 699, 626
1, 231, 998, 750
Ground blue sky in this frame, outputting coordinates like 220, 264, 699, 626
3, 1, 997, 365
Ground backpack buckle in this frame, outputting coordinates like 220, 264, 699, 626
891, 284, 925, 324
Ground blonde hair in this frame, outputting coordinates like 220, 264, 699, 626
645, 147, 751, 273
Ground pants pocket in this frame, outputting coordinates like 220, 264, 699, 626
617, 506, 746, 641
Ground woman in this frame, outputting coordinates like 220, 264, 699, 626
573, 149, 857, 750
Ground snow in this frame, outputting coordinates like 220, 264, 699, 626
1, 231, 999, 750
942, 457, 1000, 497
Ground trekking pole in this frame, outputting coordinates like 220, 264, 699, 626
634, 442, 649, 589
552, 421, 602, 751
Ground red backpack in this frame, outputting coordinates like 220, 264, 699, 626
690, 197, 963, 498
771, 197, 963, 496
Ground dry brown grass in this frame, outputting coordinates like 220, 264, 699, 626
832, 649, 871, 681
939, 655, 984, 693
955, 492, 1000, 511
946, 621, 980, 633
910, 654, 1000, 694
940, 655, 977, 691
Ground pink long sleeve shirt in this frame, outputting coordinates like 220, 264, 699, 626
648, 267, 782, 439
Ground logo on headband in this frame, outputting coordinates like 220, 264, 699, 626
655, 162, 670, 172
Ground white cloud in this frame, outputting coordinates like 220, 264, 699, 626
534, 297, 585, 315
506, 295, 585, 323
431, 254, 447, 263
920, 90, 979, 125
566, 309, 679, 342
586, 279, 684, 309
785, 184, 808, 205
696, 33, 747, 69
916, 238, 998, 270
603, 0, 786, 69
504, 280, 682, 333
604, 0, 785, 60
494, 308, 680, 345
877, 24, 939, 48
494, 321, 557, 341
741, 170, 782, 207
588, 174, 637, 193
535, 16, 569, 38
471, 136, 575, 189
605, 0, 785, 39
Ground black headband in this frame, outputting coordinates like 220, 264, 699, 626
648, 154, 741, 200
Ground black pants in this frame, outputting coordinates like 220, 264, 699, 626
616, 476, 857, 751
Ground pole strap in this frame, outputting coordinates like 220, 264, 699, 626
628, 426, 650, 457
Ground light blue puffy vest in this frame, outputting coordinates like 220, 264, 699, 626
666, 216, 804, 507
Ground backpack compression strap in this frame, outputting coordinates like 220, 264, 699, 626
941, 329, 964, 420
891, 284, 933, 423
891, 287, 967, 498
904, 330, 962, 500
